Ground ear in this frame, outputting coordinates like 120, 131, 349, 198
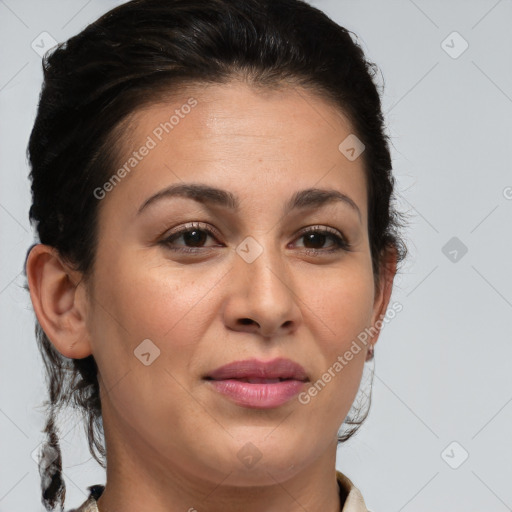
366, 246, 399, 360
26, 243, 93, 359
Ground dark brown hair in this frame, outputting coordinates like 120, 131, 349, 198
24, 0, 407, 509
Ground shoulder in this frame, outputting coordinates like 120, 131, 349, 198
66, 485, 104, 512
336, 470, 371, 512
66, 497, 96, 512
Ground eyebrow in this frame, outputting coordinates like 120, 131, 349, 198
137, 183, 362, 222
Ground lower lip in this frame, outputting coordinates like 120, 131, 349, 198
206, 379, 306, 408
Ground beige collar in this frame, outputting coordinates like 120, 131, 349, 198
336, 470, 370, 512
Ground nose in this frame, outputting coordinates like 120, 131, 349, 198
222, 239, 303, 339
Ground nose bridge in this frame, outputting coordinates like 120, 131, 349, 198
236, 233, 290, 294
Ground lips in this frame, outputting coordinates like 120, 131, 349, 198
204, 357, 309, 409
205, 357, 309, 382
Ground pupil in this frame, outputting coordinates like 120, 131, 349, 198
184, 230, 207, 247
304, 233, 325, 249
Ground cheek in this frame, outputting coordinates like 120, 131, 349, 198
298, 261, 375, 418
305, 259, 376, 347
88, 255, 217, 375
98, 245, 205, 327
88, 257, 213, 440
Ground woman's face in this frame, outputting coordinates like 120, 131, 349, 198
83, 80, 394, 485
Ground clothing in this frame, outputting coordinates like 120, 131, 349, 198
69, 470, 369, 512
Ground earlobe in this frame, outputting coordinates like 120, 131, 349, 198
26, 244, 93, 359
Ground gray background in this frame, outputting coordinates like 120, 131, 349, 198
1, 0, 511, 510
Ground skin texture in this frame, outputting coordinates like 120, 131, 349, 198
27, 79, 397, 512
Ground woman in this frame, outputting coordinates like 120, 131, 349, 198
24, 0, 407, 510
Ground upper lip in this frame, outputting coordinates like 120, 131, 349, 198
205, 357, 309, 381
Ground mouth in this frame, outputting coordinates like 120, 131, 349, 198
203, 357, 309, 409
204, 357, 309, 382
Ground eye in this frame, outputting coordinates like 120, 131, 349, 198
160, 222, 221, 253
160, 222, 351, 255
292, 226, 351, 254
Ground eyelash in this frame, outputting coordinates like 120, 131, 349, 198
160, 221, 351, 255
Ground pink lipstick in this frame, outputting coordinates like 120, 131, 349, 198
204, 357, 308, 409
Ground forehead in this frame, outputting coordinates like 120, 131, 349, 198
97, 80, 368, 222
134, 80, 354, 153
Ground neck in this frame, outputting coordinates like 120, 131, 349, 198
96, 403, 343, 512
